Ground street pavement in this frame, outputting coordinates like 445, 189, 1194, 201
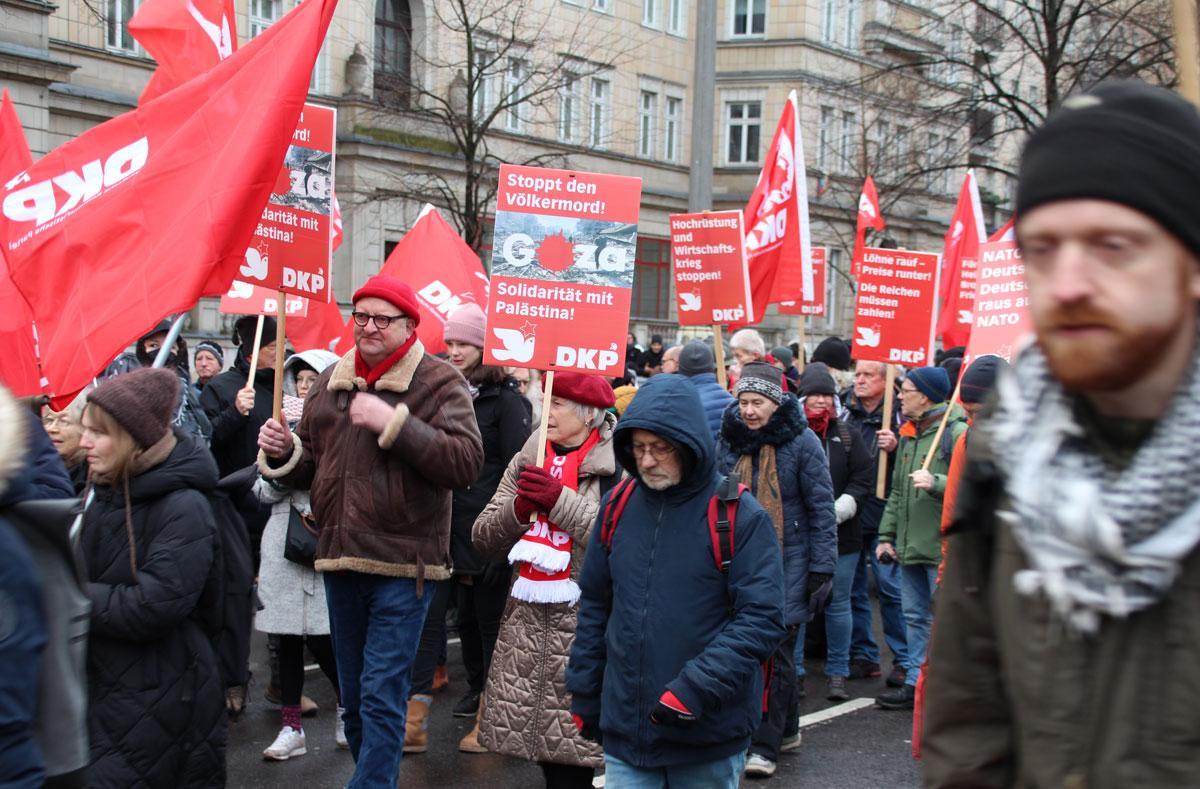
229, 623, 921, 787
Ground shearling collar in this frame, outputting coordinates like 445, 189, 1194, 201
327, 338, 426, 395
0, 386, 28, 502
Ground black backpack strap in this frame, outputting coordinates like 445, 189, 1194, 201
708, 473, 743, 573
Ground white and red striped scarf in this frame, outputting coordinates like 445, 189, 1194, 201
507, 429, 601, 605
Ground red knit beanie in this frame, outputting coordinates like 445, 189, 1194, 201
88, 367, 180, 448
544, 371, 616, 409
352, 275, 422, 326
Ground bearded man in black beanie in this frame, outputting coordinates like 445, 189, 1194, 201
923, 81, 1200, 786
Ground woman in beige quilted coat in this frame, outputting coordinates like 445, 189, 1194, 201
472, 373, 619, 789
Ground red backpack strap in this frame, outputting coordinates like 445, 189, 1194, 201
600, 477, 637, 552
707, 474, 748, 573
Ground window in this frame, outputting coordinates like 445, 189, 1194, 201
638, 91, 658, 158
896, 127, 911, 171
559, 74, 582, 143
589, 78, 610, 148
374, 0, 412, 105
504, 59, 528, 132
875, 119, 890, 170
310, 43, 328, 93
926, 132, 938, 189
633, 238, 671, 320
817, 106, 833, 171
667, 0, 686, 35
844, 0, 859, 49
725, 101, 761, 164
731, 0, 766, 36
821, 0, 836, 44
593, 0, 611, 10
472, 49, 494, 121
825, 249, 841, 329
839, 111, 856, 173
106, 0, 139, 52
249, 0, 280, 37
643, 0, 659, 27
664, 96, 682, 162
941, 136, 954, 193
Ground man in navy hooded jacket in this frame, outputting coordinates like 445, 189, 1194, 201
567, 375, 785, 786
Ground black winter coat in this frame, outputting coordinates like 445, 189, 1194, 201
814, 417, 875, 555
451, 381, 531, 575
81, 432, 226, 788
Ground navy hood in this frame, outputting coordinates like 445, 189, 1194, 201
613, 373, 715, 496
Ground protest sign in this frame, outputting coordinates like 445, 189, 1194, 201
670, 210, 752, 325
777, 246, 826, 317
219, 279, 308, 317
237, 103, 335, 302
851, 247, 940, 366
484, 164, 642, 376
965, 240, 1031, 363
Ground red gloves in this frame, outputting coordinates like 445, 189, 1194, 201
650, 690, 696, 727
515, 464, 564, 517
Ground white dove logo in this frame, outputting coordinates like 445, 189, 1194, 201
950, 220, 964, 242
858, 194, 876, 218
226, 280, 255, 299
185, 0, 234, 59
958, 309, 973, 324
491, 328, 536, 363
241, 247, 269, 281
855, 325, 882, 347
679, 291, 702, 312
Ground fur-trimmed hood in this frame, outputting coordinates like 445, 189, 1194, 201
720, 395, 809, 456
0, 386, 28, 502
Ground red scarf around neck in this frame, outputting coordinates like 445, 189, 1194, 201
507, 428, 602, 606
354, 332, 419, 388
805, 406, 832, 437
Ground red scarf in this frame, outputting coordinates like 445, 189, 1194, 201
805, 406, 832, 437
507, 428, 602, 605
354, 332, 419, 388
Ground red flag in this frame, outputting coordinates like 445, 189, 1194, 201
334, 205, 488, 356
741, 90, 814, 324
852, 176, 885, 278
130, 0, 237, 105
0, 0, 336, 401
0, 89, 46, 398
936, 170, 987, 349
989, 215, 1015, 242
289, 298, 347, 352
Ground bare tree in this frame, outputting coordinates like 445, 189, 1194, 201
370, 0, 633, 255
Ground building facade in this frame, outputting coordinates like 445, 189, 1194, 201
1, 0, 1019, 356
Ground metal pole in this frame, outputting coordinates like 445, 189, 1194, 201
151, 314, 188, 368
688, 0, 717, 212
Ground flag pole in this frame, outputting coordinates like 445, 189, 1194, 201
712, 325, 727, 389
151, 314, 188, 369
273, 292, 287, 423
246, 315, 266, 378
1174, 0, 1200, 104
875, 364, 896, 499
530, 369, 555, 523
921, 376, 963, 471
796, 318, 806, 373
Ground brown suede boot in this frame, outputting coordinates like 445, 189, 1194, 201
458, 707, 487, 754
404, 695, 431, 754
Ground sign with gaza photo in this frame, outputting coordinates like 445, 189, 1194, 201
670, 210, 753, 325
219, 279, 309, 317
237, 103, 335, 301
851, 247, 940, 366
965, 240, 1031, 363
777, 246, 826, 317
484, 164, 642, 376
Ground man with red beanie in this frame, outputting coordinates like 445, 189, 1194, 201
257, 274, 484, 786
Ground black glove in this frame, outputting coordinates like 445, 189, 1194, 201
649, 691, 696, 727
807, 572, 833, 618
480, 559, 512, 590
572, 713, 602, 743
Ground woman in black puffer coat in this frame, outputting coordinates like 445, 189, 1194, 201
79, 369, 226, 788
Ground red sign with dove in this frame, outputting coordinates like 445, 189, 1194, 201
483, 164, 642, 376
851, 247, 940, 366
669, 210, 754, 326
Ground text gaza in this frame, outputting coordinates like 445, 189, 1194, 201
501, 234, 628, 271
3, 138, 149, 226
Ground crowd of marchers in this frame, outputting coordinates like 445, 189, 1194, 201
3, 79, 1200, 789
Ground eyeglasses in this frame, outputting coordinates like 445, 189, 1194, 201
351, 311, 405, 330
42, 414, 72, 428
899, 385, 921, 395
632, 442, 676, 461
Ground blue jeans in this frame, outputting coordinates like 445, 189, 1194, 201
849, 533, 908, 668
792, 553, 858, 677
325, 572, 433, 788
899, 563, 938, 687
604, 752, 746, 788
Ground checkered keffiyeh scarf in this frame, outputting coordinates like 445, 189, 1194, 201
985, 340, 1200, 634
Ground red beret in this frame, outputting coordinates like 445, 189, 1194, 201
352, 275, 421, 326
543, 370, 615, 409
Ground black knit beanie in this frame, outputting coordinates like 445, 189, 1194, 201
960, 355, 1009, 404
811, 336, 852, 371
233, 315, 278, 358
797, 362, 837, 397
1017, 81, 1200, 256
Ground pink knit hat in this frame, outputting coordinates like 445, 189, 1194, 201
443, 303, 486, 348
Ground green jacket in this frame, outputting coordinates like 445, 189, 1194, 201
877, 409, 967, 565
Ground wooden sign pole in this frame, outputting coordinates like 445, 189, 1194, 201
712, 325, 727, 389
272, 293, 287, 423
875, 364, 896, 499
921, 376, 963, 471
